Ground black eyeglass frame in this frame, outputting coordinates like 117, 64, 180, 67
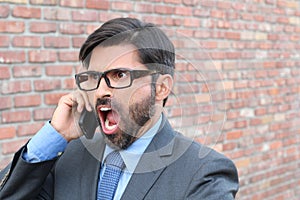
75, 68, 158, 91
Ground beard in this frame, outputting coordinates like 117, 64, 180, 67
96, 90, 156, 150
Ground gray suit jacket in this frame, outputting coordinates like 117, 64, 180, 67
0, 117, 239, 199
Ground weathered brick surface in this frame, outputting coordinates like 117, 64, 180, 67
0, 1, 300, 199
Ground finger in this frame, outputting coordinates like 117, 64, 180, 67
79, 91, 92, 111
72, 92, 85, 113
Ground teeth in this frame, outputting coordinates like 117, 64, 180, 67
105, 118, 117, 130
100, 107, 111, 111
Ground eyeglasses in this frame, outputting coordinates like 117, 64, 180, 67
75, 68, 158, 91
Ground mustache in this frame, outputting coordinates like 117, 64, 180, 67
96, 98, 111, 107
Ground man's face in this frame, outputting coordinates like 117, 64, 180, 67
86, 44, 157, 150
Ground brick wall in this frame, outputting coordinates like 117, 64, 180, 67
0, 0, 300, 199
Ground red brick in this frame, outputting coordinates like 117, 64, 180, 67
226, 131, 243, 140
217, 20, 230, 29
98, 13, 123, 23
46, 65, 73, 76
17, 122, 44, 136
225, 32, 241, 40
165, 17, 182, 26
2, 139, 29, 155
194, 30, 210, 38
223, 142, 237, 151
0, 67, 10, 79
12, 6, 41, 18
0, 36, 10, 47
72, 10, 98, 21
72, 37, 85, 48
14, 94, 41, 107
44, 92, 67, 105
30, 0, 57, 5
111, 2, 134, 11
1, 80, 31, 94
200, 0, 216, 7
174, 7, 192, 16
183, 0, 200, 6
270, 141, 283, 150
176, 28, 194, 38
86, 0, 109, 10
135, 3, 154, 13
0, 96, 12, 110
44, 8, 71, 21
277, 16, 289, 24
155, 5, 174, 14
86, 24, 100, 35
0, 5, 9, 18
33, 108, 55, 120
194, 8, 210, 17
217, 1, 231, 9
210, 51, 226, 59
183, 18, 200, 27
0, 21, 25, 33
58, 51, 78, 62
44, 36, 70, 48
234, 120, 247, 128
165, 0, 181, 4
29, 50, 57, 63
63, 78, 76, 89
34, 79, 61, 91
59, 23, 85, 34
13, 65, 42, 77
0, 157, 12, 171
60, 0, 84, 7
13, 36, 42, 47
211, 9, 226, 19
1, 110, 31, 123
0, 51, 25, 63
0, 127, 16, 139
30, 22, 56, 33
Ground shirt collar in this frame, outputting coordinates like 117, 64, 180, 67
102, 115, 162, 173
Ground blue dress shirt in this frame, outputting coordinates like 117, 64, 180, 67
22, 121, 68, 163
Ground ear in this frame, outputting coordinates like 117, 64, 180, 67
155, 74, 173, 103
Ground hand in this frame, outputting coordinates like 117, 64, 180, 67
51, 91, 92, 142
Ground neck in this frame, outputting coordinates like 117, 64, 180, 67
136, 110, 162, 138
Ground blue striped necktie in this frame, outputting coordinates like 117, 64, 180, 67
97, 151, 125, 200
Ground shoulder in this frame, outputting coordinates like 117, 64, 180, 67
172, 132, 239, 198
173, 131, 234, 168
155, 117, 235, 170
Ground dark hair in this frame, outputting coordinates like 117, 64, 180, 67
79, 18, 175, 106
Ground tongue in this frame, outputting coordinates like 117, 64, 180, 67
106, 110, 119, 125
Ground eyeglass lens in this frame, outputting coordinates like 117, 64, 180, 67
77, 69, 132, 90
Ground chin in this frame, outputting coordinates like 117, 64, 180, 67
102, 128, 137, 150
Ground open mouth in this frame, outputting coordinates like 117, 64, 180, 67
97, 106, 120, 135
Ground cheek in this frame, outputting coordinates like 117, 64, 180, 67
128, 84, 152, 105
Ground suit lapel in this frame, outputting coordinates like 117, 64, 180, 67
79, 133, 106, 200
121, 117, 176, 200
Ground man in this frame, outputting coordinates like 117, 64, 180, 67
0, 18, 239, 199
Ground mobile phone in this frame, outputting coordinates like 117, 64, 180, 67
78, 108, 98, 139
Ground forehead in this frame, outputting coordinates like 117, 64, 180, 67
88, 44, 144, 71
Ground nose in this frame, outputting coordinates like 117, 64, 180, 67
94, 77, 112, 99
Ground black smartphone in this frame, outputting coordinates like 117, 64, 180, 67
78, 108, 98, 139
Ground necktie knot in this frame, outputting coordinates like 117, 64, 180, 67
105, 151, 125, 170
